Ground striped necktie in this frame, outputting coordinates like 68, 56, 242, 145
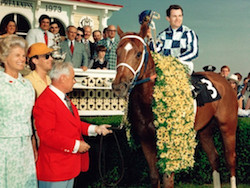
64, 95, 74, 115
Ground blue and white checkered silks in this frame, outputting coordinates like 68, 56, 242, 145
150, 25, 199, 74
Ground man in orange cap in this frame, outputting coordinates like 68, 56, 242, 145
25, 42, 54, 159
25, 42, 54, 98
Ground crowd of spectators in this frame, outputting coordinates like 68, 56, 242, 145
21, 14, 118, 71
203, 64, 250, 117
0, 14, 119, 72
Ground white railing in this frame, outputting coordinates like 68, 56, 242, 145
69, 68, 125, 116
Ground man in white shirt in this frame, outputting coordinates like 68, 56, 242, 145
26, 14, 54, 47
33, 62, 112, 188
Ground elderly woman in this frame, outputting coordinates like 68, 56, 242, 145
0, 35, 37, 187
0, 20, 17, 38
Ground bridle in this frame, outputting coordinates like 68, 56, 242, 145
116, 35, 149, 92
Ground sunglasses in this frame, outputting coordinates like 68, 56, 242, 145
39, 53, 52, 59
77, 33, 84, 37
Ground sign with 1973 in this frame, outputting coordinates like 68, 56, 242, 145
45, 4, 62, 13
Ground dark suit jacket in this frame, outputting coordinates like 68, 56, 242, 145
89, 41, 96, 60
60, 40, 88, 68
33, 87, 91, 181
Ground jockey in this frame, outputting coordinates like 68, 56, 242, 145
144, 5, 199, 75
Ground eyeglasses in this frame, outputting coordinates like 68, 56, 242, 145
39, 53, 52, 59
77, 33, 84, 37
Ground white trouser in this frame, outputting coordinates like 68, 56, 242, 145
179, 59, 194, 75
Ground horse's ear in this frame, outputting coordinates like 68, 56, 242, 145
139, 21, 149, 39
117, 25, 124, 38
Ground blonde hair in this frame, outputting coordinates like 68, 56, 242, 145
0, 35, 27, 65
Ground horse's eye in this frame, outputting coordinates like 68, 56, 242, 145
136, 52, 142, 58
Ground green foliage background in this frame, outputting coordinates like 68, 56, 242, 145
74, 117, 250, 187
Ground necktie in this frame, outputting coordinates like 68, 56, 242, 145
64, 95, 74, 115
110, 40, 113, 47
70, 41, 74, 54
84, 41, 90, 58
44, 32, 48, 46
109, 40, 113, 51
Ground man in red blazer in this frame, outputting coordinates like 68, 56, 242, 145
33, 62, 112, 188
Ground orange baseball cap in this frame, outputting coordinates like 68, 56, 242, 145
27, 43, 54, 58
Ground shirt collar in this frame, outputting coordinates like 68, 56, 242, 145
166, 25, 183, 33
30, 71, 51, 83
39, 27, 48, 33
109, 38, 115, 42
1, 71, 26, 85
68, 39, 75, 46
49, 85, 65, 101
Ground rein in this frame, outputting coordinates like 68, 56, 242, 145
116, 35, 150, 92
99, 129, 124, 187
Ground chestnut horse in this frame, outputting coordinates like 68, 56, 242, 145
112, 23, 238, 188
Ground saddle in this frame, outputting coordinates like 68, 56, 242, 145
191, 74, 221, 106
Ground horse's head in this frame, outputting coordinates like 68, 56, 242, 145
112, 23, 151, 97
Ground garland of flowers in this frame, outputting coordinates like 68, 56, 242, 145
152, 53, 197, 175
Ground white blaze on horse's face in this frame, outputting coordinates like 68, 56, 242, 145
124, 42, 133, 57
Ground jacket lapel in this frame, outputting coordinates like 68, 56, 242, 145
47, 88, 80, 126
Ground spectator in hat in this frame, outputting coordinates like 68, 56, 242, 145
26, 14, 54, 47
228, 74, 250, 117
25, 43, 54, 98
203, 65, 216, 72
25, 42, 54, 152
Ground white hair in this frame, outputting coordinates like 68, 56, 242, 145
49, 62, 73, 80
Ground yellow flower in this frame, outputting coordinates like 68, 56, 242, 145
152, 54, 196, 175
160, 152, 167, 159
158, 117, 165, 124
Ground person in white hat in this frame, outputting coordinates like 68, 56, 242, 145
228, 74, 250, 117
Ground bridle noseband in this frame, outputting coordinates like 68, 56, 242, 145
116, 35, 149, 92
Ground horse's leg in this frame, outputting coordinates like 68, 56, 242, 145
199, 119, 221, 188
163, 172, 174, 188
140, 140, 160, 188
218, 119, 237, 188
